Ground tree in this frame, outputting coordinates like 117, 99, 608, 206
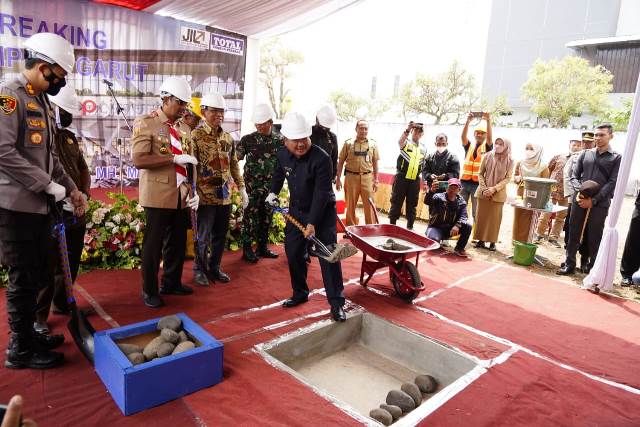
259, 38, 304, 119
596, 97, 632, 131
329, 90, 392, 121
399, 61, 477, 124
521, 56, 612, 128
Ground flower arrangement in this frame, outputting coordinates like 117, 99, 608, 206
81, 192, 146, 270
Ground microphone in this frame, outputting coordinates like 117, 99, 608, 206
103, 79, 114, 86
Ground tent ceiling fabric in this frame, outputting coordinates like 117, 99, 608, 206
95, 0, 362, 37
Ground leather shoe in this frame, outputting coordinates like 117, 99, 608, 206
331, 305, 346, 322
242, 247, 259, 263
160, 284, 194, 295
143, 293, 165, 308
621, 277, 633, 287
211, 269, 230, 283
256, 246, 279, 259
556, 266, 575, 276
34, 331, 65, 350
193, 271, 210, 286
282, 297, 308, 308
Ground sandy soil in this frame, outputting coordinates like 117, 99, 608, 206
358, 190, 640, 302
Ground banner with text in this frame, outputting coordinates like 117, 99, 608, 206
0, 0, 247, 188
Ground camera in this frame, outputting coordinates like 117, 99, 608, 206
413, 122, 424, 130
470, 111, 484, 118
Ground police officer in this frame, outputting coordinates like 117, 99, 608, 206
336, 120, 380, 225
192, 92, 248, 283
34, 83, 90, 333
132, 76, 199, 308
389, 122, 426, 230
237, 103, 282, 264
0, 32, 87, 369
266, 112, 346, 322
310, 105, 339, 181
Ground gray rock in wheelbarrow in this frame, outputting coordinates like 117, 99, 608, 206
386, 389, 416, 413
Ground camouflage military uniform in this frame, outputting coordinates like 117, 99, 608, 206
236, 130, 282, 248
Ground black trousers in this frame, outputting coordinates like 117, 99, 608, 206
389, 175, 420, 229
36, 214, 86, 322
285, 205, 344, 308
565, 204, 608, 270
620, 204, 640, 279
142, 207, 189, 295
196, 204, 231, 272
564, 202, 589, 262
0, 208, 54, 337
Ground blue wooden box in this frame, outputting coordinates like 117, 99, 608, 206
94, 312, 223, 415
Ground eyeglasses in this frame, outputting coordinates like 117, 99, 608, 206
170, 97, 188, 107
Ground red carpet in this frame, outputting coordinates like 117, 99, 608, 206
1, 247, 639, 426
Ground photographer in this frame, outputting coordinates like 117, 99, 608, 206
422, 133, 460, 192
460, 112, 493, 221
388, 122, 426, 230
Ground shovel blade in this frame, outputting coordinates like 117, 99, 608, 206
68, 305, 96, 364
317, 243, 359, 263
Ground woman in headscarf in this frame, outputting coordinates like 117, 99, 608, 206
512, 142, 550, 243
473, 137, 514, 250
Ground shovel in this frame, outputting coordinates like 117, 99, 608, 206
186, 164, 209, 278
49, 196, 95, 363
271, 206, 358, 263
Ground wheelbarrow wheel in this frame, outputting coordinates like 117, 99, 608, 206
391, 261, 421, 302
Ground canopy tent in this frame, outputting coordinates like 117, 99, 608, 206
92, 0, 362, 37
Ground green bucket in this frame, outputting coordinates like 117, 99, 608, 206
513, 241, 537, 266
523, 177, 556, 209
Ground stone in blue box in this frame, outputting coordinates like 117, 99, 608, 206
94, 312, 223, 415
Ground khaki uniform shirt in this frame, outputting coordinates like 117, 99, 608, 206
339, 138, 379, 174
0, 74, 76, 214
192, 122, 243, 206
132, 108, 192, 209
55, 128, 88, 192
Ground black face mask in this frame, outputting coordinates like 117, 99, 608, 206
43, 66, 66, 96
59, 109, 73, 128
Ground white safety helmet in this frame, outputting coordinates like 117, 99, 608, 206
48, 83, 80, 114
200, 92, 226, 110
252, 103, 275, 124
23, 32, 76, 74
158, 77, 192, 103
316, 104, 337, 129
281, 111, 312, 139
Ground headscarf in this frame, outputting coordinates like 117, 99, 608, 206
520, 142, 546, 176
483, 138, 514, 187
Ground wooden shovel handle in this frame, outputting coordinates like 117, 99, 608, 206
282, 212, 307, 233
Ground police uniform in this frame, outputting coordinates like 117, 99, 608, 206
36, 128, 89, 321
132, 107, 192, 297
339, 138, 379, 225
270, 145, 344, 308
192, 121, 243, 277
388, 139, 426, 229
0, 75, 77, 352
237, 129, 282, 252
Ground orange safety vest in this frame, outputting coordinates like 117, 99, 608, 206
461, 143, 487, 182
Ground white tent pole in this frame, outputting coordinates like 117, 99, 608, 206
583, 71, 640, 292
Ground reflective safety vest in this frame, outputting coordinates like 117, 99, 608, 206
397, 143, 425, 180
461, 143, 487, 182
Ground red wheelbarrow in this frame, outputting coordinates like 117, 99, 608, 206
337, 198, 440, 302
